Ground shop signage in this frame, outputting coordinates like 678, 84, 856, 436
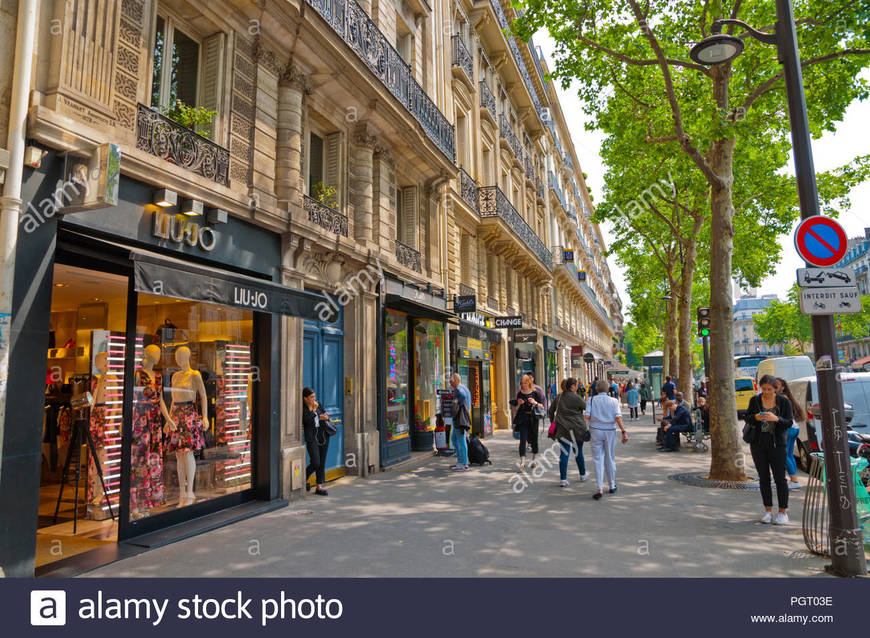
460, 312, 486, 327
494, 316, 523, 329
153, 211, 217, 252
577, 270, 587, 282
583, 352, 595, 364
467, 338, 483, 351
513, 329, 538, 343
454, 295, 477, 313
563, 250, 574, 262
571, 353, 583, 367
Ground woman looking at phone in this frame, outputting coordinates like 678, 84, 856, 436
744, 374, 794, 524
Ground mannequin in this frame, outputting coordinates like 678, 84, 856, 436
130, 344, 171, 516
88, 352, 109, 506
166, 346, 208, 507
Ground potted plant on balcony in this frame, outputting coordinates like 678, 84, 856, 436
163, 99, 217, 137
312, 182, 339, 209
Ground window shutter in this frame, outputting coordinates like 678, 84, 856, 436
198, 32, 226, 141
325, 132, 343, 207
401, 186, 418, 249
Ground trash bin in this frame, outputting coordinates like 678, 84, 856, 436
802, 452, 870, 556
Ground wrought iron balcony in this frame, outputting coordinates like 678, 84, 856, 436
499, 114, 523, 161
305, 0, 455, 163
488, 0, 545, 120
536, 176, 545, 201
304, 195, 349, 237
487, 295, 500, 310
478, 185, 552, 270
452, 35, 473, 83
395, 240, 422, 273
459, 167, 478, 212
524, 152, 535, 181
479, 81, 496, 120
136, 104, 230, 186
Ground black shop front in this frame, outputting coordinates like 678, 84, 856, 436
0, 151, 323, 577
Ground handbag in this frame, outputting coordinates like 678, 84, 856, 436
323, 420, 338, 437
742, 421, 757, 444
548, 394, 560, 439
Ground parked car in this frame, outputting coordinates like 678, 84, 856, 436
735, 376, 757, 420
791, 373, 870, 471
755, 355, 815, 384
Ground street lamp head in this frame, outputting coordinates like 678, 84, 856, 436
689, 33, 744, 65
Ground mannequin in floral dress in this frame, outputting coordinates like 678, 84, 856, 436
166, 346, 208, 507
87, 351, 109, 505
130, 344, 171, 518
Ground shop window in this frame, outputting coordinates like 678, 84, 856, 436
131, 293, 255, 519
413, 320, 446, 436
385, 310, 410, 442
397, 186, 419, 249
150, 10, 225, 141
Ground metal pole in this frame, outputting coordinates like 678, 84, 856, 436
775, 0, 865, 576
702, 335, 710, 384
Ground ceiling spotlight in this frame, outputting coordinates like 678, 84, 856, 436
153, 188, 178, 208
180, 198, 203, 217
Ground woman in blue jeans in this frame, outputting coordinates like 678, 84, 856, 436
776, 377, 805, 489
547, 378, 589, 486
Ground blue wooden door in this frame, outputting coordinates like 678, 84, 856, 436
303, 315, 344, 481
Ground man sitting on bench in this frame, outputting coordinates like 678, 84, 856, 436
659, 392, 693, 452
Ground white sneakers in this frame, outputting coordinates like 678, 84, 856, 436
760, 511, 789, 525
788, 481, 801, 490
580, 473, 590, 482
559, 479, 569, 487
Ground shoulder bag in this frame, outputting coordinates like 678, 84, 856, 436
548, 394, 560, 439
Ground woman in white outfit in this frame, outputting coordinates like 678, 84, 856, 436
585, 380, 629, 500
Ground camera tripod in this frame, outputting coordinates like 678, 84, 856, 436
53, 411, 115, 533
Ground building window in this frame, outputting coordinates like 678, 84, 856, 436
150, 10, 225, 140
397, 186, 419, 249
306, 129, 343, 208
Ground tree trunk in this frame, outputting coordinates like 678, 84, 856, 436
666, 279, 679, 382
707, 72, 745, 481
677, 232, 700, 403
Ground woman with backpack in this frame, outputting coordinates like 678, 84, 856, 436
515, 373, 544, 470
548, 378, 590, 487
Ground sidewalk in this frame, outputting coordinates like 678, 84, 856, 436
87, 412, 832, 577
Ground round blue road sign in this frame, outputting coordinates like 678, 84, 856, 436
794, 216, 848, 267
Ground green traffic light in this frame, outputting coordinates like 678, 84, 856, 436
700, 328, 710, 336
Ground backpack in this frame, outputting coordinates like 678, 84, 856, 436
467, 436, 492, 465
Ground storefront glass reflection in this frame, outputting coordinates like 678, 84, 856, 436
385, 310, 409, 442
413, 320, 446, 435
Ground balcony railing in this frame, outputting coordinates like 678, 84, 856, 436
452, 35, 473, 82
488, 0, 544, 121
487, 295, 500, 310
535, 176, 545, 201
305, 0, 455, 163
136, 104, 230, 186
396, 240, 422, 273
499, 114, 523, 161
478, 185, 552, 269
479, 81, 496, 120
523, 152, 535, 181
459, 167, 478, 212
304, 195, 349, 236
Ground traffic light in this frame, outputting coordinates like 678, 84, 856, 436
697, 307, 711, 337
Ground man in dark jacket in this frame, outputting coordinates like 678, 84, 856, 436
660, 392, 693, 452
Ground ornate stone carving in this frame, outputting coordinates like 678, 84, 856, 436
117, 45, 140, 76
114, 72, 137, 101
230, 160, 248, 183
279, 64, 309, 92
255, 42, 285, 77
114, 100, 136, 129
235, 35, 255, 61
234, 55, 255, 80
231, 115, 252, 140
232, 94, 255, 122
119, 19, 142, 47
121, 0, 145, 26
233, 75, 253, 100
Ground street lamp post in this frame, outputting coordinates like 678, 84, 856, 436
691, 1, 865, 577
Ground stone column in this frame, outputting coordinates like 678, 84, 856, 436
276, 67, 306, 213
349, 139, 375, 243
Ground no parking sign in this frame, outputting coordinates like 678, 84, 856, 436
794, 216, 848, 267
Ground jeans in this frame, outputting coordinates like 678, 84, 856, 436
518, 421, 539, 458
590, 428, 619, 491
629, 406, 638, 419
558, 438, 586, 480
785, 426, 800, 477
306, 437, 330, 485
663, 423, 693, 450
751, 436, 788, 509
452, 426, 468, 466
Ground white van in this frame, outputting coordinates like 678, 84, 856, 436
755, 356, 815, 384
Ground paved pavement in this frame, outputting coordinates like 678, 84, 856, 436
88, 411, 833, 577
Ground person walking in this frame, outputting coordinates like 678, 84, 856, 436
639, 382, 651, 415
661, 376, 676, 401
303, 387, 333, 496
776, 377, 805, 490
745, 374, 795, 525
626, 383, 639, 421
548, 378, 590, 486
527, 371, 549, 411
448, 373, 471, 471
585, 380, 628, 500
515, 373, 543, 470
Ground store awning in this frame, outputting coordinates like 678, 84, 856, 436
851, 355, 870, 370
61, 230, 328, 320
384, 276, 452, 322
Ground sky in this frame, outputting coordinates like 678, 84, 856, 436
537, 38, 870, 323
